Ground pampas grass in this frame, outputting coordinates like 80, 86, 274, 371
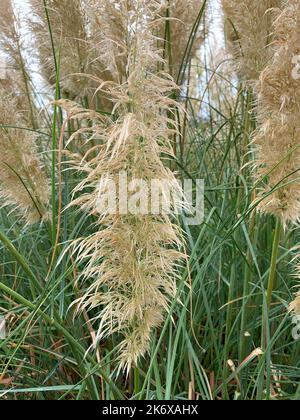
0, 1, 50, 223
0, 0, 36, 127
29, 0, 91, 99
85, 0, 128, 85
0, 86, 50, 224
222, 0, 281, 84
253, 0, 300, 225
59, 0, 185, 371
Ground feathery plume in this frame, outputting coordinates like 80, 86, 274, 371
84, 0, 128, 85
29, 0, 90, 99
222, 0, 281, 83
253, 0, 300, 225
59, 0, 185, 371
86, 0, 206, 83
0, 0, 16, 60
0, 86, 50, 224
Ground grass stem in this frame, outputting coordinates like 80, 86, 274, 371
266, 218, 282, 311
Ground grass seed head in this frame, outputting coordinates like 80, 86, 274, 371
222, 0, 281, 84
59, 0, 186, 371
0, 87, 50, 224
253, 0, 300, 225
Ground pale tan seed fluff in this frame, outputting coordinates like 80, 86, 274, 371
0, 0, 17, 65
82, 0, 131, 112
222, 0, 281, 83
84, 0, 128, 85
59, 0, 185, 371
253, 0, 300, 225
0, 86, 50, 224
0, 0, 36, 127
86, 0, 206, 83
29, 0, 90, 99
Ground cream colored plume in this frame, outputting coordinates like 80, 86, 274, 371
222, 0, 281, 83
59, 0, 185, 371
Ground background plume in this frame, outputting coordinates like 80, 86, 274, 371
29, 0, 91, 99
253, 0, 300, 225
0, 86, 50, 224
222, 0, 281, 84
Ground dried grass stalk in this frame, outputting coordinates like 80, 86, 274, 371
222, 0, 281, 83
59, 0, 185, 371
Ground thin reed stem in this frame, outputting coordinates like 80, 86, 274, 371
43, 0, 63, 245
266, 218, 282, 311
134, 366, 140, 397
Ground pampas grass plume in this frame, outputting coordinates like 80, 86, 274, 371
0, 86, 50, 224
253, 0, 300, 225
222, 0, 281, 83
59, 0, 186, 371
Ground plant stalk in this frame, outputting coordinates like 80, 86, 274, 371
266, 218, 281, 311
